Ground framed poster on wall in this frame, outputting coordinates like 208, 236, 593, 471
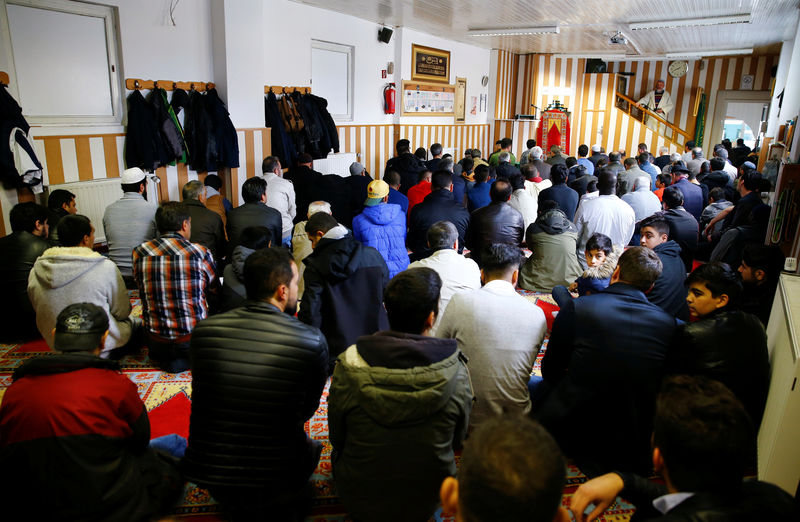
455, 77, 467, 123
402, 81, 455, 117
411, 44, 450, 83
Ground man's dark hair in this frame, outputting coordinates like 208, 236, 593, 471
155, 202, 191, 234
653, 375, 754, 494
537, 200, 560, 216
239, 226, 272, 250
384, 170, 401, 187
624, 157, 638, 168
550, 164, 568, 184
396, 139, 411, 153
490, 180, 512, 203
473, 164, 490, 184
508, 173, 525, 191
418, 169, 432, 183
709, 157, 726, 172
686, 140, 696, 150
57, 215, 92, 247
242, 176, 267, 204
687, 262, 742, 302
578, 144, 589, 157
740, 170, 762, 192
305, 212, 338, 236
608, 152, 620, 162
458, 416, 566, 522
662, 186, 684, 209
526, 139, 536, 149
586, 180, 598, 193
586, 232, 612, 255
596, 157, 609, 168
657, 173, 672, 187
520, 163, 538, 180
462, 158, 475, 173
596, 169, 617, 195
204, 174, 223, 190
262, 156, 280, 174
617, 246, 662, 291
481, 244, 524, 276
427, 221, 459, 251
639, 213, 670, 237
243, 247, 295, 301
637, 153, 650, 165
708, 187, 726, 202
565, 156, 578, 168
383, 267, 442, 334
122, 180, 145, 193
9, 202, 49, 233
638, 142, 648, 152
431, 170, 453, 191
500, 137, 512, 149
296, 152, 313, 165
430, 143, 443, 157
415, 147, 428, 161
736, 138, 745, 146
741, 244, 785, 284
48, 189, 75, 211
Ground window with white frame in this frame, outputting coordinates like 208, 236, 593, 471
1, 0, 123, 125
311, 40, 354, 122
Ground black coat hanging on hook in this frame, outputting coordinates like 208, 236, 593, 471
125, 90, 170, 171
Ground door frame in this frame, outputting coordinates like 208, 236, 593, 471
708, 90, 771, 156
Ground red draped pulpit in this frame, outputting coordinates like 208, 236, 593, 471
536, 101, 571, 156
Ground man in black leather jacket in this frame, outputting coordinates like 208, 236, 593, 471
466, 180, 524, 267
0, 202, 51, 341
184, 247, 328, 520
569, 376, 797, 521
667, 262, 770, 430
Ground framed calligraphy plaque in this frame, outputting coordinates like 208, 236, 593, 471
411, 44, 450, 83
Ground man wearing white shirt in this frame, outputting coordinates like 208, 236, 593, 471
261, 156, 297, 246
407, 221, 481, 335
574, 170, 636, 268
508, 174, 538, 231
635, 79, 674, 135
521, 163, 551, 207
437, 244, 547, 431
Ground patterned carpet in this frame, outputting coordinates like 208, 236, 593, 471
0, 290, 637, 521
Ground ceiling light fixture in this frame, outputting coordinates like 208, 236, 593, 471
665, 48, 753, 58
550, 53, 627, 60
467, 25, 560, 37
629, 14, 751, 31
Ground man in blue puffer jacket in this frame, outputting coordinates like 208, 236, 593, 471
353, 179, 409, 278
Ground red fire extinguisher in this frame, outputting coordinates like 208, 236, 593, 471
384, 83, 396, 114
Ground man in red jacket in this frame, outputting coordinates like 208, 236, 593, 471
0, 303, 182, 522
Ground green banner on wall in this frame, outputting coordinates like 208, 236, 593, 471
694, 93, 707, 147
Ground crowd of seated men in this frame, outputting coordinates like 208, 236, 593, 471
0, 137, 795, 521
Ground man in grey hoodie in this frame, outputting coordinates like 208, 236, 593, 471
27, 215, 138, 356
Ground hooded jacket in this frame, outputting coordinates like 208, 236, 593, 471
0, 353, 181, 521
647, 240, 689, 320
298, 226, 390, 360
575, 245, 623, 296
220, 245, 254, 312
352, 203, 409, 278
519, 210, 582, 293
329, 332, 473, 522
27, 247, 133, 353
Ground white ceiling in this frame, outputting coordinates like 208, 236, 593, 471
291, 0, 799, 56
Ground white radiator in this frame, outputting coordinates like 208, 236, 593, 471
313, 152, 358, 177
47, 177, 159, 243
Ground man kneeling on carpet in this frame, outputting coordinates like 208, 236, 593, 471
328, 267, 474, 522
0, 303, 183, 521
569, 375, 797, 521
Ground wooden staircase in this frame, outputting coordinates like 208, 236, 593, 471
614, 91, 694, 152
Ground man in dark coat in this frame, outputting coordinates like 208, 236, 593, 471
738, 244, 785, 326
534, 247, 678, 476
182, 180, 226, 264
185, 248, 328, 520
670, 166, 704, 221
407, 171, 470, 260
529, 146, 552, 180
226, 177, 283, 259
299, 213, 389, 363
466, 180, 524, 267
639, 214, 689, 320
285, 153, 323, 224
385, 139, 427, 195
569, 375, 798, 521
0, 202, 51, 341
662, 186, 699, 273
494, 151, 521, 179
538, 164, 579, 219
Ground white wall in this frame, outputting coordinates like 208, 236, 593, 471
766, 39, 794, 138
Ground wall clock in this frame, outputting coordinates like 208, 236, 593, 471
668, 60, 689, 78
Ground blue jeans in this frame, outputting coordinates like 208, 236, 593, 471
150, 434, 187, 458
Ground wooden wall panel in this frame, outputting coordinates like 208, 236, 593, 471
494, 50, 519, 120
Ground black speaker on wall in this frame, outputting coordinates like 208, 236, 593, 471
378, 27, 393, 44
585, 59, 608, 73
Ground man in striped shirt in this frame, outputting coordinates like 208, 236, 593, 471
133, 202, 216, 373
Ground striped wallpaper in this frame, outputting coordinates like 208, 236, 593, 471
493, 120, 538, 160
494, 50, 519, 120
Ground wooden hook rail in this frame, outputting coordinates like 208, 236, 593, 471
0, 71, 9, 86
125, 78, 215, 92
264, 85, 311, 95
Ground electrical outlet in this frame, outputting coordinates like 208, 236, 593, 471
785, 257, 798, 272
